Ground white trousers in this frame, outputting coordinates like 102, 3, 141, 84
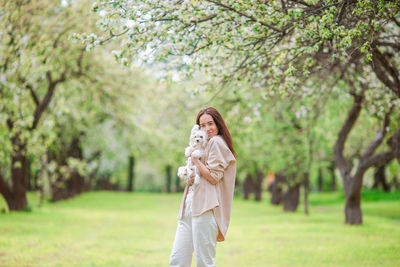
169, 210, 218, 267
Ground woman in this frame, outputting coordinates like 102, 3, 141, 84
169, 107, 237, 267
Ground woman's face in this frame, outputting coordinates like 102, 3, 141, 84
199, 113, 218, 139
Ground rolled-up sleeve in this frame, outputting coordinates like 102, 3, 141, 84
206, 139, 230, 183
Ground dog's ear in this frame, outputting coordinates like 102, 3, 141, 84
191, 124, 200, 133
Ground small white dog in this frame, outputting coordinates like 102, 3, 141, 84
177, 125, 208, 184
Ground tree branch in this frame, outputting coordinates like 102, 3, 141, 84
358, 150, 394, 174
360, 107, 392, 160
53, 25, 75, 48
288, 0, 312, 8
392, 17, 400, 28
334, 90, 364, 180
27, 84, 39, 106
190, 14, 217, 24
371, 47, 400, 98
335, 0, 348, 24
281, 0, 288, 15
185, 40, 213, 56
153, 13, 217, 27
17, 75, 40, 106
387, 129, 400, 163
206, 0, 281, 32
31, 70, 67, 130
99, 29, 129, 45
53, 70, 67, 85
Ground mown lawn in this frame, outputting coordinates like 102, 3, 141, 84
0, 191, 399, 266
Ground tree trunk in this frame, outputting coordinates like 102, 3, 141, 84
87, 172, 96, 191
344, 179, 363, 224
166, 165, 172, 193
68, 136, 85, 195
7, 134, 28, 211
51, 184, 70, 202
67, 170, 85, 196
4, 194, 27, 211
243, 174, 253, 200
345, 197, 362, 224
97, 174, 114, 190
27, 156, 32, 191
392, 174, 400, 190
387, 130, 400, 164
303, 172, 310, 215
254, 170, 263, 201
33, 170, 39, 190
373, 165, 390, 192
332, 62, 399, 225
127, 155, 135, 192
283, 182, 300, 212
175, 173, 182, 192
50, 136, 87, 202
317, 168, 323, 192
329, 162, 337, 191
269, 174, 285, 205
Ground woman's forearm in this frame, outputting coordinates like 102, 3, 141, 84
192, 157, 217, 185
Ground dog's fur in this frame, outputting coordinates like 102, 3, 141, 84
177, 125, 208, 184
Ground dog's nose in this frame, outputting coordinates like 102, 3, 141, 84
196, 140, 199, 142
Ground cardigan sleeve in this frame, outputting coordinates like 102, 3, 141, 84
206, 137, 234, 183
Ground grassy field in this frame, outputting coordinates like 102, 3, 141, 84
0, 191, 399, 267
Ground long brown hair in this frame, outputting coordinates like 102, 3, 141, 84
196, 107, 236, 157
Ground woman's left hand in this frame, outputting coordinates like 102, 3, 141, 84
191, 156, 200, 167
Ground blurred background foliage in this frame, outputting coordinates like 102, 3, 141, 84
0, 0, 399, 225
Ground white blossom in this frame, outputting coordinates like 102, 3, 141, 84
61, 0, 68, 8
243, 116, 252, 124
99, 9, 107, 17
125, 19, 137, 29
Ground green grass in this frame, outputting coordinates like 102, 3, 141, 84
0, 191, 399, 266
